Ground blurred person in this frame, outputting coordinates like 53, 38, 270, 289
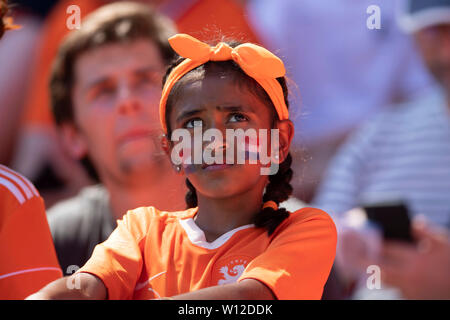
0, 0, 62, 299
0, 0, 57, 164
0, 164, 63, 299
246, 0, 435, 202
337, 211, 450, 300
45, 2, 189, 275
376, 219, 450, 299
11, 0, 259, 207
314, 0, 450, 299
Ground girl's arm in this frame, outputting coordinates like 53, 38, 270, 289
169, 279, 276, 300
26, 272, 107, 300
28, 275, 272, 300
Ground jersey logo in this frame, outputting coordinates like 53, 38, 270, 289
213, 256, 251, 286
218, 263, 246, 285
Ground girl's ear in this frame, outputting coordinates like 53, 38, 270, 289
60, 123, 88, 160
161, 134, 184, 175
160, 134, 171, 156
275, 119, 294, 163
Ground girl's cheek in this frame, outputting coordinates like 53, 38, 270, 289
180, 147, 197, 174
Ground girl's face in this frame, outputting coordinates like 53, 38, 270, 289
166, 73, 277, 199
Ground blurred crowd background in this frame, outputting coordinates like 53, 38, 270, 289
1, 0, 449, 299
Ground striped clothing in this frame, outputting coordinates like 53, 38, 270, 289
0, 165, 62, 299
314, 87, 450, 228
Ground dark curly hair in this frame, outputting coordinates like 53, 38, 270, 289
163, 42, 293, 236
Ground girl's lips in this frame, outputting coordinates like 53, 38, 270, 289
202, 163, 233, 171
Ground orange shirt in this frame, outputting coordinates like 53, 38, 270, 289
23, 0, 260, 127
79, 206, 337, 300
0, 165, 62, 299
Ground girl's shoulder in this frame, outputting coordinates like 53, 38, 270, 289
272, 207, 337, 239
123, 205, 197, 227
289, 206, 335, 222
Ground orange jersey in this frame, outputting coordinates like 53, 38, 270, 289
79, 206, 337, 300
0, 165, 62, 299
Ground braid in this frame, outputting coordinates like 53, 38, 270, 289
185, 178, 198, 209
253, 153, 293, 236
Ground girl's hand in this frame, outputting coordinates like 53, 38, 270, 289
167, 279, 276, 300
25, 272, 107, 300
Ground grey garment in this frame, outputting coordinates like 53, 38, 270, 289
47, 185, 116, 275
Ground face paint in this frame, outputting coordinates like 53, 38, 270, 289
180, 147, 197, 174
240, 136, 260, 163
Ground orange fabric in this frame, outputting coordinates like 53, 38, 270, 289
78, 206, 336, 300
0, 165, 62, 299
22, 0, 261, 128
176, 0, 259, 43
159, 33, 289, 133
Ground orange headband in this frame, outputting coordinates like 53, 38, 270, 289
159, 33, 289, 133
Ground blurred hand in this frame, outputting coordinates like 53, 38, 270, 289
378, 219, 450, 299
334, 208, 382, 285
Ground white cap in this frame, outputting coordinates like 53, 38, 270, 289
398, 0, 450, 33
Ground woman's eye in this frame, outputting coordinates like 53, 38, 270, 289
184, 118, 203, 128
229, 113, 248, 123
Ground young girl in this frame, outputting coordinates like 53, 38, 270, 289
28, 34, 337, 300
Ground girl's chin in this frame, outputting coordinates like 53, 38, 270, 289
193, 177, 263, 200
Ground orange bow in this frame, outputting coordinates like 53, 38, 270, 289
159, 33, 289, 133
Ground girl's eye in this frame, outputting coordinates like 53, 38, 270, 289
184, 118, 203, 129
229, 113, 248, 123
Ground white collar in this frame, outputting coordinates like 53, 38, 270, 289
178, 216, 255, 250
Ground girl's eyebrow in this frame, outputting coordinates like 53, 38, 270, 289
216, 105, 242, 112
216, 105, 255, 113
176, 109, 204, 123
